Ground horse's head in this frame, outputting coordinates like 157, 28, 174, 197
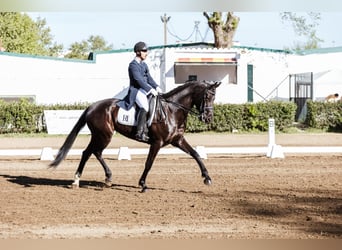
161, 80, 221, 124
195, 81, 221, 123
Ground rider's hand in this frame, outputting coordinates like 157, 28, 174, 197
150, 88, 158, 96
156, 87, 162, 93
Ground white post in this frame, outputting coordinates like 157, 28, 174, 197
195, 146, 207, 159
266, 118, 284, 158
40, 147, 54, 161
118, 147, 131, 160
268, 118, 275, 147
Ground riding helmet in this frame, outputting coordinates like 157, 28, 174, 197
134, 41, 148, 53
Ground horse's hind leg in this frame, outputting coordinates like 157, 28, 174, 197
72, 146, 92, 188
72, 141, 112, 188
93, 151, 112, 187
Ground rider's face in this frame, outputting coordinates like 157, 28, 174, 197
140, 50, 148, 60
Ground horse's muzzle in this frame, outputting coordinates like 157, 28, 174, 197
201, 106, 214, 123
200, 112, 213, 123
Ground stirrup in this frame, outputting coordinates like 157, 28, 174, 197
135, 133, 149, 142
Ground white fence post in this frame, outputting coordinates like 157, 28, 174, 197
266, 118, 284, 159
40, 147, 54, 161
118, 147, 131, 160
196, 146, 207, 159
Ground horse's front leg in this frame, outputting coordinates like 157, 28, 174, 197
173, 137, 212, 186
139, 143, 161, 192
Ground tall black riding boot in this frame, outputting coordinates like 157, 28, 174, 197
135, 109, 149, 142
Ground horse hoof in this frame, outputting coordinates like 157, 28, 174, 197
104, 179, 112, 188
104, 182, 112, 188
140, 186, 148, 193
204, 178, 212, 186
71, 183, 79, 189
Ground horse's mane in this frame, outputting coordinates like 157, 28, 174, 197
161, 81, 207, 99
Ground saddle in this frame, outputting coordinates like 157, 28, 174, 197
117, 95, 165, 126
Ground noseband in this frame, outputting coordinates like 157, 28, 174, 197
199, 88, 215, 120
160, 87, 215, 119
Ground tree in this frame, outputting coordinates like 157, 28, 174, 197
203, 12, 240, 48
64, 35, 113, 60
88, 35, 113, 51
35, 16, 64, 57
0, 12, 63, 56
280, 12, 323, 50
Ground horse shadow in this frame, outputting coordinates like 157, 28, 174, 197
0, 174, 74, 188
0, 174, 187, 193
0, 174, 139, 191
0, 174, 201, 194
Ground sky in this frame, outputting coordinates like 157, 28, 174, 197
26, 12, 342, 51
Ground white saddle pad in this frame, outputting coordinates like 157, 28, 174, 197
117, 106, 137, 126
117, 97, 156, 126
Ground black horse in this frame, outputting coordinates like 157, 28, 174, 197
50, 80, 221, 192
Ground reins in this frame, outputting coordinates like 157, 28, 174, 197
157, 87, 215, 117
158, 95, 200, 116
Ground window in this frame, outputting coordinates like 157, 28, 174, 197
188, 75, 197, 81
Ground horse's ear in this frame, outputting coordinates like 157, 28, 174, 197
214, 81, 222, 88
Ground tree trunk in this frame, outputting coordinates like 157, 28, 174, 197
203, 12, 239, 48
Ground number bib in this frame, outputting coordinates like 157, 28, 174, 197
117, 106, 137, 126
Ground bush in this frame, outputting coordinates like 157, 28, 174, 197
210, 104, 245, 132
0, 99, 43, 133
186, 101, 297, 133
0, 99, 89, 134
305, 100, 342, 131
0, 99, 297, 134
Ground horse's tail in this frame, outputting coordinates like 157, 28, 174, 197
49, 108, 88, 167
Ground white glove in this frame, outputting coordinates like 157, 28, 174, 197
149, 88, 158, 96
156, 87, 162, 93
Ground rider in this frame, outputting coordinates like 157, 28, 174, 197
123, 41, 161, 142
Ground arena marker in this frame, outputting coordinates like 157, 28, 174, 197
40, 147, 54, 161
270, 144, 285, 158
266, 118, 285, 158
196, 146, 207, 159
118, 146, 131, 160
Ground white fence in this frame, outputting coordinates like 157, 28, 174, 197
0, 145, 341, 162
1, 119, 341, 161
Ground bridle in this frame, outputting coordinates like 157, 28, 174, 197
199, 88, 215, 117
159, 86, 215, 119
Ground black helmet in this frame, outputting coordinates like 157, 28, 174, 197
134, 41, 148, 53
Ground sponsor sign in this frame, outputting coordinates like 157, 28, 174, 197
44, 110, 90, 135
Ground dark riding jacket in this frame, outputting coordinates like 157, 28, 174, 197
120, 59, 158, 110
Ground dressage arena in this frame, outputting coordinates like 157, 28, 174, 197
0, 133, 341, 239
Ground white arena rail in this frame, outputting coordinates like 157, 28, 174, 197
0, 145, 342, 161
1, 119, 342, 161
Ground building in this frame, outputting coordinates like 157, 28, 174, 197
1, 43, 342, 108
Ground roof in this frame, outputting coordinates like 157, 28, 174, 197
2, 41, 342, 61
100, 42, 293, 54
296, 46, 342, 55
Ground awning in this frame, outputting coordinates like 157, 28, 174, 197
175, 57, 237, 65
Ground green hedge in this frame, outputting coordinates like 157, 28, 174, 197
186, 101, 297, 133
0, 99, 42, 133
305, 100, 342, 131
0, 99, 297, 134
0, 99, 89, 134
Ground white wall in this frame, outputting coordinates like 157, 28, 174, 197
1, 46, 342, 105
1, 53, 119, 104
288, 51, 342, 100
239, 49, 291, 102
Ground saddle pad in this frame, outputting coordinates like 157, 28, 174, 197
117, 96, 157, 127
117, 106, 137, 126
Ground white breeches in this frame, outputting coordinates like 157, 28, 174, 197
136, 89, 149, 112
